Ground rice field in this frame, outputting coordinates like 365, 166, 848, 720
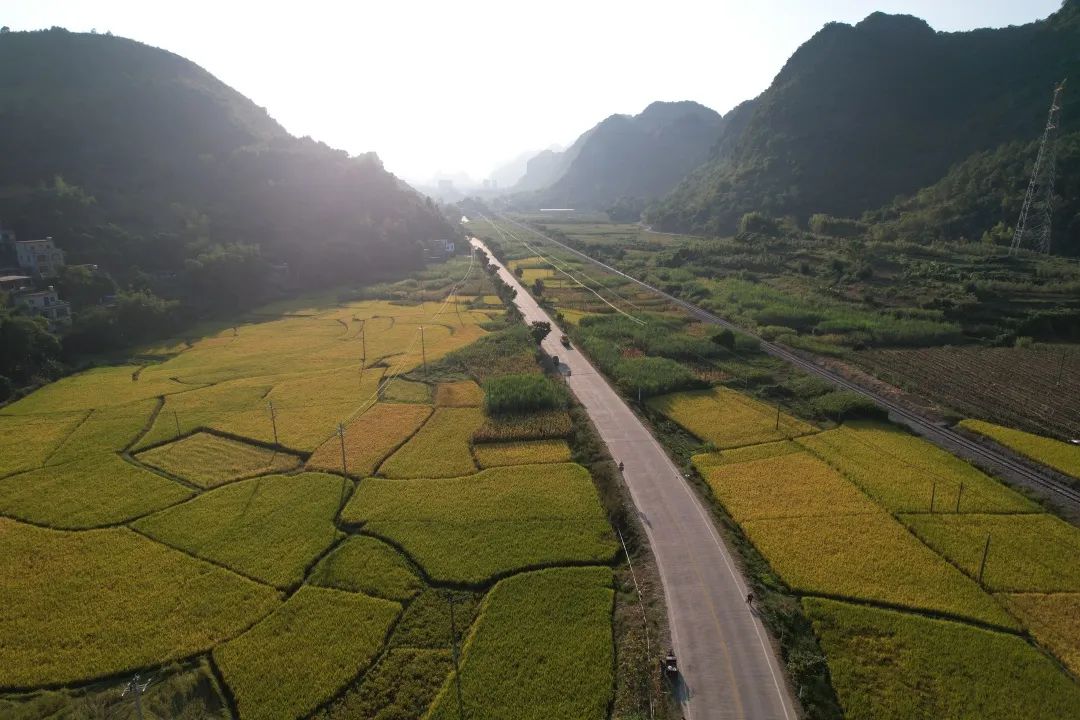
133, 473, 345, 588
648, 386, 815, 448
472, 409, 572, 442
901, 513, 1080, 592
694, 450, 881, 522
434, 380, 484, 406
474, 439, 574, 468
426, 567, 614, 720
309, 535, 423, 601
805, 597, 1080, 720
0, 273, 622, 717
379, 407, 484, 478
214, 586, 400, 720
306, 402, 432, 477
0, 453, 192, 528
136, 432, 300, 488
797, 421, 1038, 513
1001, 593, 1080, 676
960, 419, 1080, 480
0, 518, 279, 687
342, 464, 617, 584
742, 512, 1019, 628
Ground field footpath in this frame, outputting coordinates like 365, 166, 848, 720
472, 238, 797, 720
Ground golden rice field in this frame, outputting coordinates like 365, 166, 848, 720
648, 385, 815, 448
214, 586, 400, 720
1001, 593, 1080, 676
136, 431, 300, 488
379, 406, 485, 478
960, 419, 1080, 480
742, 512, 1018, 628
0, 268, 621, 718
901, 513, 1080, 593
474, 438, 574, 467
797, 421, 1038, 513
694, 450, 881, 522
0, 518, 279, 687
342, 464, 617, 584
306, 402, 431, 477
805, 597, 1080, 720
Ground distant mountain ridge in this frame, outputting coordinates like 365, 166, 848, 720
647, 2, 1080, 251
510, 100, 723, 209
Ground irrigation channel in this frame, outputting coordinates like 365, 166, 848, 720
493, 215, 1080, 518
471, 237, 797, 720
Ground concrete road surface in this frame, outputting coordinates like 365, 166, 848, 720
472, 238, 797, 720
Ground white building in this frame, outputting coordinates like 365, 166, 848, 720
16, 286, 71, 328
16, 237, 65, 278
0, 274, 32, 293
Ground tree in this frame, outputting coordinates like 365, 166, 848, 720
57, 264, 116, 310
533, 278, 545, 295
0, 311, 61, 383
529, 320, 552, 345
712, 328, 736, 350
514, 266, 524, 279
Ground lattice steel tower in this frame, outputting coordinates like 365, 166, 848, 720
1011, 80, 1066, 254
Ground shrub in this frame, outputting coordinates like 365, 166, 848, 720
483, 373, 566, 415
808, 390, 886, 421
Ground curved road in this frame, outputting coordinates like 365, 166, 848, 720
496, 215, 1080, 516
472, 238, 797, 720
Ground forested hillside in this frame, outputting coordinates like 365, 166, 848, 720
0, 28, 452, 291
647, 2, 1080, 254
510, 101, 723, 212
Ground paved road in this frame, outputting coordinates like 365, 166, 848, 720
472, 238, 797, 720
495, 215, 1080, 517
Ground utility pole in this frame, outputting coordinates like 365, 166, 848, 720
420, 325, 428, 377
447, 593, 466, 719
1011, 80, 1066, 255
268, 400, 278, 446
978, 534, 992, 586
930, 482, 936, 513
338, 423, 348, 477
955, 483, 964, 513
173, 411, 181, 439
775, 402, 781, 431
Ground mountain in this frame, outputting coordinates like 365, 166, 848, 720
648, 2, 1080, 250
511, 101, 723, 210
0, 28, 452, 288
489, 149, 545, 189
512, 132, 594, 193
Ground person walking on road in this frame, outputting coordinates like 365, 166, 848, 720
746, 592, 754, 608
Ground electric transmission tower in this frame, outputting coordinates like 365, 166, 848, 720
1011, 79, 1066, 255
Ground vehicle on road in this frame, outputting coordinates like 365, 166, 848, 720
560, 334, 571, 348
664, 649, 678, 678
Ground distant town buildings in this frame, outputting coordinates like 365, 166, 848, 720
15, 286, 71, 328
0, 275, 32, 293
15, 237, 65, 278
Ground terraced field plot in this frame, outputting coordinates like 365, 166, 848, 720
343, 464, 617, 584
434, 379, 484, 406
379, 406, 484, 478
0, 411, 86, 476
902, 513, 1080, 592
0, 453, 192, 528
743, 512, 1018, 628
805, 598, 1080, 720
473, 408, 573, 442
1, 364, 191, 415
692, 439, 803, 469
694, 450, 880, 522
474, 439, 574, 467
314, 648, 452, 720
0, 519, 279, 687
427, 567, 615, 720
47, 398, 159, 464
960, 419, 1080, 480
310, 535, 423, 601
136, 432, 300, 488
214, 586, 399, 720
648, 385, 815, 448
797, 421, 1038, 513
1002, 593, 1080, 676
306, 402, 431, 477
134, 472, 345, 588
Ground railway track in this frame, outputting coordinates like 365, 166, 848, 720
496, 214, 1080, 510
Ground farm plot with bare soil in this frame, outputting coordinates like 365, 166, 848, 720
856, 344, 1080, 440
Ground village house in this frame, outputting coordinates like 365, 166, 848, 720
0, 274, 32, 293
15, 286, 71, 329
16, 237, 66, 278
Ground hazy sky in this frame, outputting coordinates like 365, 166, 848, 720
4, 0, 1064, 183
